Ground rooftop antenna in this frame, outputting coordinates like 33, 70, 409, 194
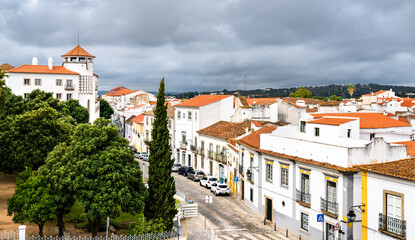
244, 66, 247, 97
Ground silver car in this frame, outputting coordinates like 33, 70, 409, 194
201, 176, 217, 188
187, 170, 205, 181
172, 163, 181, 172
213, 183, 230, 196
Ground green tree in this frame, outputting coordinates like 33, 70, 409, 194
289, 87, 312, 98
0, 107, 74, 173
7, 168, 57, 236
144, 78, 177, 230
0, 70, 12, 111
99, 99, 114, 119
46, 118, 146, 236
329, 94, 342, 101
347, 84, 356, 97
58, 99, 89, 124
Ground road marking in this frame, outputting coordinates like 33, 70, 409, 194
252, 233, 272, 240
219, 234, 235, 240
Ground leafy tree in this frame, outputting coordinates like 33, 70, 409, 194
129, 218, 166, 234
144, 78, 177, 230
0, 107, 74, 173
347, 84, 356, 97
59, 99, 89, 124
329, 94, 342, 101
0, 70, 12, 111
7, 168, 57, 236
46, 118, 146, 236
289, 87, 312, 98
99, 99, 114, 119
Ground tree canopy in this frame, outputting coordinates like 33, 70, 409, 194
289, 87, 312, 98
347, 84, 356, 97
59, 99, 89, 124
0, 70, 12, 111
144, 78, 177, 230
99, 99, 114, 119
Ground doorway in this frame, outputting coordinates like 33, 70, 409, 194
241, 180, 245, 201
266, 198, 273, 221
326, 223, 335, 240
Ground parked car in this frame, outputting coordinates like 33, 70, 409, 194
172, 163, 182, 172
187, 170, 205, 181
135, 152, 146, 159
134, 153, 141, 158
213, 183, 230, 196
142, 153, 149, 161
200, 176, 217, 188
178, 166, 194, 176
210, 183, 217, 192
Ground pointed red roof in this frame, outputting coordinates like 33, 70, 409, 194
62, 45, 95, 58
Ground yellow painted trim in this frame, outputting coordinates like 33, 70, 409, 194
250, 153, 254, 158
280, 164, 289, 169
362, 171, 368, 240
300, 169, 310, 175
325, 176, 338, 182
266, 160, 273, 165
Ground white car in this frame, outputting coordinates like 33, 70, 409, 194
172, 163, 181, 172
212, 183, 230, 196
201, 176, 217, 188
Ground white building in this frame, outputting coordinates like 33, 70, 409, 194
6, 45, 100, 123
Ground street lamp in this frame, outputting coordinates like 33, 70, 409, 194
346, 204, 365, 223
246, 166, 259, 180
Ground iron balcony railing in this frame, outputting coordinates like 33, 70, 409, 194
215, 152, 227, 164
207, 150, 214, 159
239, 165, 244, 176
379, 213, 406, 237
296, 189, 311, 206
190, 144, 196, 152
320, 197, 338, 216
180, 142, 187, 149
64, 84, 75, 90
197, 147, 205, 156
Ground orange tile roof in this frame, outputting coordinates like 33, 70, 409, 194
251, 121, 262, 127
306, 108, 319, 113
103, 88, 136, 96
142, 105, 175, 118
245, 98, 279, 105
238, 125, 277, 148
176, 95, 232, 107
400, 98, 415, 108
282, 99, 307, 108
61, 45, 95, 58
0, 63, 14, 71
128, 104, 146, 110
132, 114, 144, 124
227, 144, 239, 153
197, 120, 251, 139
393, 141, 415, 156
375, 90, 388, 95
8, 65, 79, 75
311, 113, 411, 129
307, 117, 356, 126
398, 117, 409, 124
125, 115, 137, 125
356, 158, 415, 181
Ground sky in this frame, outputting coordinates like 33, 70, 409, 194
1, 0, 415, 92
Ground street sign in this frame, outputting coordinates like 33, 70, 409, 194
205, 196, 212, 203
317, 214, 324, 222
234, 176, 239, 182
182, 203, 198, 218
334, 222, 341, 231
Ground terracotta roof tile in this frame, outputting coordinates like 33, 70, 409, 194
8, 65, 79, 75
311, 113, 411, 129
282, 99, 307, 108
0, 63, 14, 71
356, 158, 415, 181
393, 141, 415, 156
197, 120, 251, 140
251, 121, 262, 127
125, 115, 136, 125
400, 98, 415, 108
132, 114, 144, 124
238, 126, 277, 148
245, 98, 279, 105
306, 108, 319, 113
61, 45, 95, 58
398, 117, 409, 124
307, 117, 356, 126
176, 95, 232, 107
142, 105, 175, 118
103, 88, 136, 96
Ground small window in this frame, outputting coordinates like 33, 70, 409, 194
56, 93, 62, 99
24, 93, 29, 98
183, 112, 185, 119
56, 79, 62, 86
188, 111, 192, 120
370, 133, 375, 140
66, 94, 72, 100
266, 162, 273, 182
250, 188, 253, 202
24, 79, 30, 85
35, 79, 41, 85
347, 129, 351, 138
195, 112, 198, 121
66, 79, 73, 88
151, 117, 154, 125
177, 110, 181, 120
314, 127, 320, 137
300, 121, 306, 132
281, 165, 289, 187
301, 213, 309, 231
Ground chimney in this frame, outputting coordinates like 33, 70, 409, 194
48, 57, 53, 70
32, 57, 38, 65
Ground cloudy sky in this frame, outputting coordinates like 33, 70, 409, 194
1, 0, 415, 92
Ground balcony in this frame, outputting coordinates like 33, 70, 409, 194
180, 142, 187, 150
197, 147, 205, 156
190, 145, 196, 152
215, 152, 227, 164
207, 150, 214, 159
320, 197, 338, 218
379, 213, 406, 239
239, 165, 244, 176
296, 189, 311, 207
65, 84, 75, 91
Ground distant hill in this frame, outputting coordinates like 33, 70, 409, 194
175, 83, 415, 99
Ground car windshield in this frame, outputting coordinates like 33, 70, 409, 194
196, 172, 204, 175
218, 185, 227, 188
174, 164, 181, 167
212, 183, 217, 186
209, 178, 217, 181
202, 177, 207, 180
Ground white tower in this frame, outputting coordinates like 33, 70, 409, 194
62, 45, 100, 123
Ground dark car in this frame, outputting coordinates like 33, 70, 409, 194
178, 166, 194, 176
187, 170, 205, 181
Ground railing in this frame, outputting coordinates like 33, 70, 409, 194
379, 213, 406, 238
320, 197, 338, 217
64, 84, 75, 90
198, 148, 205, 156
239, 165, 244, 176
180, 142, 187, 149
207, 150, 214, 159
296, 189, 311, 206
0, 230, 18, 240
247, 170, 253, 182
190, 145, 196, 152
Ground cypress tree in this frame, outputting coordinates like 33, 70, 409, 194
144, 78, 177, 230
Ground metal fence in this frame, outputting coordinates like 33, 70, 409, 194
0, 230, 18, 240
379, 213, 406, 237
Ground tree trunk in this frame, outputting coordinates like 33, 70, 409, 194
57, 214, 65, 237
38, 222, 45, 237
91, 216, 101, 237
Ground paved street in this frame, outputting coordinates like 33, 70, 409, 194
173, 172, 296, 240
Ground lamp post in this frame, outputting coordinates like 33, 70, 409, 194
345, 204, 365, 223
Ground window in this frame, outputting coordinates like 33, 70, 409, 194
370, 133, 375, 140
188, 111, 192, 120
301, 213, 309, 231
381, 192, 404, 236
66, 79, 73, 88
146, 117, 149, 125
24, 79, 30, 85
183, 112, 185, 119
326, 180, 337, 203
314, 127, 320, 137
177, 110, 181, 119
56, 79, 62, 86
194, 137, 197, 148
280, 165, 289, 187
195, 112, 197, 121
35, 79, 41, 85
250, 188, 253, 202
300, 121, 306, 132
66, 94, 72, 100
56, 93, 62, 99
146, 131, 149, 140
266, 161, 273, 182
24, 93, 29, 98
182, 132, 186, 143
151, 117, 154, 125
